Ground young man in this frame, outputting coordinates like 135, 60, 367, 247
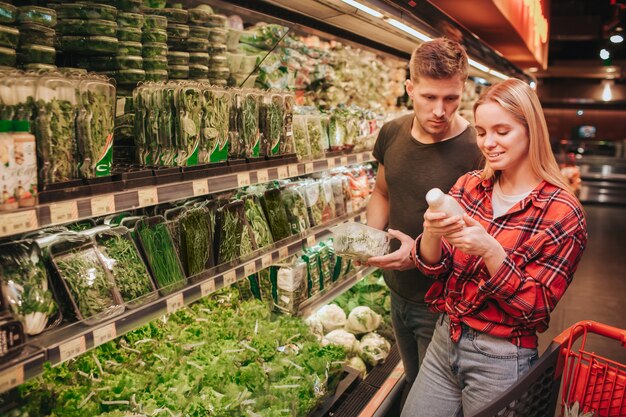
366, 38, 482, 395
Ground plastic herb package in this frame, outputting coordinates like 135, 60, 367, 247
302, 248, 322, 297
282, 184, 310, 234
261, 187, 292, 241
18, 23, 55, 47
49, 236, 125, 325
56, 19, 117, 37
259, 92, 283, 156
215, 200, 245, 264
331, 175, 347, 217
292, 114, 311, 161
135, 216, 186, 295
56, 3, 118, 21
280, 92, 296, 155
269, 256, 307, 315
148, 7, 188, 24
76, 77, 115, 178
240, 90, 260, 157
243, 194, 274, 250
95, 227, 157, 309
179, 207, 214, 277
163, 206, 186, 262
0, 240, 60, 335
175, 84, 202, 166
306, 114, 326, 159
201, 86, 230, 163
332, 222, 390, 262
321, 178, 337, 222
117, 26, 142, 42
143, 14, 167, 30
228, 89, 244, 159
303, 179, 324, 227
0, 2, 17, 24
316, 242, 334, 290
17, 6, 56, 27
0, 25, 19, 49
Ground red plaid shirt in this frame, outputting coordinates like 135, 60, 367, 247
412, 171, 587, 348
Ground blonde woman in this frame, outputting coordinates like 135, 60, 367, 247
371, 79, 588, 415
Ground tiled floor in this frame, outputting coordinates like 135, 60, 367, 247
537, 204, 626, 364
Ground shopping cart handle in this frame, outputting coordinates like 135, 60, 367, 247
552, 320, 626, 347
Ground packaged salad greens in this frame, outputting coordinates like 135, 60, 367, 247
240, 90, 259, 158
201, 85, 230, 163
261, 187, 292, 241
189, 63, 208, 79
189, 51, 208, 66
143, 56, 167, 70
175, 84, 202, 165
95, 227, 157, 308
259, 92, 283, 156
281, 92, 296, 155
56, 19, 117, 37
306, 114, 326, 159
58, 36, 119, 54
84, 55, 143, 71
0, 240, 60, 335
111, 68, 146, 84
0, 2, 17, 24
187, 37, 209, 52
282, 184, 310, 234
332, 222, 390, 262
292, 114, 311, 161
302, 248, 321, 297
18, 23, 55, 47
145, 69, 168, 82
56, 3, 118, 21
142, 42, 167, 58
303, 179, 324, 227
116, 40, 141, 55
243, 194, 273, 250
179, 207, 214, 277
0, 46, 14, 67
116, 11, 143, 28
117, 26, 142, 42
17, 6, 56, 28
49, 236, 125, 325
166, 23, 189, 39
135, 216, 186, 295
142, 28, 167, 43
209, 27, 228, 44
143, 14, 167, 29
189, 25, 209, 39
167, 50, 189, 66
113, 0, 142, 12
215, 200, 245, 264
17, 44, 55, 65
269, 256, 307, 315
0, 25, 19, 49
206, 13, 226, 28
188, 7, 212, 25
149, 7, 188, 24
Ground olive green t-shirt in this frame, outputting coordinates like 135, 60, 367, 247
372, 114, 482, 304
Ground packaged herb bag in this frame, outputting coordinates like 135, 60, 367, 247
179, 207, 214, 277
269, 256, 307, 315
331, 175, 347, 217
280, 92, 296, 155
175, 85, 202, 166
332, 223, 390, 262
215, 200, 245, 264
261, 187, 292, 241
301, 249, 321, 298
0, 240, 60, 335
243, 194, 273, 250
282, 184, 310, 234
303, 179, 324, 227
292, 114, 310, 161
95, 227, 157, 308
199, 86, 229, 163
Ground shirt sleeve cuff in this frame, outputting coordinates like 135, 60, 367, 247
479, 256, 523, 299
412, 234, 453, 277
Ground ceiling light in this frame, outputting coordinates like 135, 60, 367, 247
529, 81, 537, 89
386, 18, 432, 42
606, 67, 617, 73
468, 59, 490, 73
488, 69, 508, 80
340, 0, 383, 18
528, 67, 538, 73
602, 80, 613, 102
611, 34, 624, 43
577, 110, 584, 116
600, 49, 610, 60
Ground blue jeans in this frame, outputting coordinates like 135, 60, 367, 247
391, 293, 439, 386
401, 314, 538, 417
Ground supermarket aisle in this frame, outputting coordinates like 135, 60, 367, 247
537, 204, 626, 364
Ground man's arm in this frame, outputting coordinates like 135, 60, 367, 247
366, 164, 389, 230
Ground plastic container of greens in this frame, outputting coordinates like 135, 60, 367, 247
18, 23, 55, 47
167, 50, 189, 65
56, 3, 117, 21
0, 25, 19, 49
18, 6, 56, 28
0, 240, 62, 335
49, 235, 125, 325
145, 69, 168, 82
88, 55, 143, 70
226, 28, 243, 51
208, 42, 227, 55
189, 64, 208, 79
94, 227, 158, 309
117, 40, 141, 55
240, 54, 257, 74
117, 26, 142, 42
210, 54, 228, 68
167, 23, 189, 39
209, 27, 228, 44
143, 14, 167, 30
149, 8, 188, 24
214, 200, 245, 265
188, 7, 212, 25
23, 63, 56, 72
58, 35, 119, 54
116, 11, 143, 27
332, 222, 390, 262
208, 66, 229, 80
142, 42, 167, 58
178, 207, 214, 277
189, 25, 209, 39
206, 14, 226, 28
114, 0, 142, 12
189, 52, 208, 66
142, 28, 167, 43
0, 2, 17, 24
112, 68, 145, 84
243, 194, 274, 250
134, 216, 186, 295
143, 56, 167, 70
18, 44, 56, 64
187, 37, 208, 52
261, 188, 292, 242
56, 19, 118, 37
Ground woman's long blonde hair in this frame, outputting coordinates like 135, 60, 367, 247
473, 78, 574, 194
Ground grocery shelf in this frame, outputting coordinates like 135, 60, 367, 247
0, 151, 373, 239
0, 208, 367, 394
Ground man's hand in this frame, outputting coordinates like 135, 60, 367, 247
367, 229, 415, 271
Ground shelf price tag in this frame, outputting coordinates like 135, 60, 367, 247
278, 246, 289, 260
166, 293, 184, 314
200, 280, 216, 297
91, 194, 115, 216
192, 180, 209, 196
0, 365, 24, 393
237, 173, 251, 187
59, 336, 86, 363
327, 158, 336, 169
138, 187, 158, 207
305, 163, 314, 174
340, 156, 348, 166
277, 166, 288, 179
288, 164, 299, 177
256, 169, 269, 184
244, 262, 256, 276
306, 235, 316, 247
0, 210, 38, 237
356, 153, 364, 164
261, 254, 273, 269
93, 323, 117, 347
50, 201, 78, 224
224, 270, 237, 286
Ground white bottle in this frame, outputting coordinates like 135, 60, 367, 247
425, 188, 466, 217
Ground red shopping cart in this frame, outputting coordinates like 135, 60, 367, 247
470, 320, 626, 417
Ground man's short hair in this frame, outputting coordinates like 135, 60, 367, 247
409, 38, 469, 82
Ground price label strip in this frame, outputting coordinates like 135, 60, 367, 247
93, 323, 117, 347
138, 187, 158, 207
277, 166, 288, 179
305, 163, 314, 174
192, 180, 209, 196
0, 210, 38, 237
50, 201, 78, 224
201, 279, 216, 297
59, 336, 86, 363
237, 173, 251, 187
0, 365, 24, 393
91, 194, 115, 216
244, 262, 256, 276
261, 254, 273, 269
166, 293, 184, 314
224, 270, 237, 286
256, 169, 269, 184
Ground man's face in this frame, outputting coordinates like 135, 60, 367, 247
406, 75, 464, 139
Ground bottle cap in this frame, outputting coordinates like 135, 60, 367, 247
0, 120, 11, 132
425, 188, 444, 206
12, 120, 30, 132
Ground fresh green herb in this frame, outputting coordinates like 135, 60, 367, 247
217, 203, 244, 264
244, 196, 273, 249
262, 188, 292, 241
282, 186, 310, 234
307, 116, 325, 159
137, 222, 185, 294
292, 115, 310, 161
179, 207, 212, 276
241, 94, 259, 157
77, 84, 115, 178
35, 98, 76, 184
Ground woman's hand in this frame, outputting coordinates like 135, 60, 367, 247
423, 208, 465, 240
444, 214, 499, 257
367, 229, 415, 271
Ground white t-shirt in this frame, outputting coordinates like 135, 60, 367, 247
492, 181, 532, 219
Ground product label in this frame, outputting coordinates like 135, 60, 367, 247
200, 280, 215, 297
13, 136, 37, 205
185, 137, 200, 167
0, 210, 38, 237
50, 201, 78, 224
277, 166, 288, 179
256, 169, 269, 184
95, 134, 114, 177
237, 173, 250, 187
192, 180, 209, 196
223, 271, 237, 286
91, 195, 115, 216
59, 336, 86, 363
306, 235, 316, 247
166, 293, 184, 314
261, 254, 273, 269
93, 323, 117, 347
244, 262, 256, 276
0, 365, 24, 393
305, 163, 314, 174
137, 187, 158, 207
